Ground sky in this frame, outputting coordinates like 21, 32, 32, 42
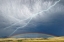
0, 0, 64, 38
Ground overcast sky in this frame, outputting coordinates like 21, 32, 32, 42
0, 0, 64, 38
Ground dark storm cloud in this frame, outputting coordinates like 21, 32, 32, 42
0, 0, 64, 38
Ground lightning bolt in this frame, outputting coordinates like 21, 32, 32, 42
3, 0, 60, 30
9, 0, 60, 36
8, 0, 60, 36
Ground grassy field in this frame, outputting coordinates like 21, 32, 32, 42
0, 37, 64, 42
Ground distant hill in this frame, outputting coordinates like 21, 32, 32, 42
10, 33, 55, 38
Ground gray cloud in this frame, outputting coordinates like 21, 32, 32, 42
0, 0, 64, 37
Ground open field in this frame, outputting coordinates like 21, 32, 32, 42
0, 37, 64, 42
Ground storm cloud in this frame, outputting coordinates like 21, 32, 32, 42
0, 0, 64, 37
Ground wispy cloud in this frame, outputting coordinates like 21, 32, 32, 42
0, 0, 64, 37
